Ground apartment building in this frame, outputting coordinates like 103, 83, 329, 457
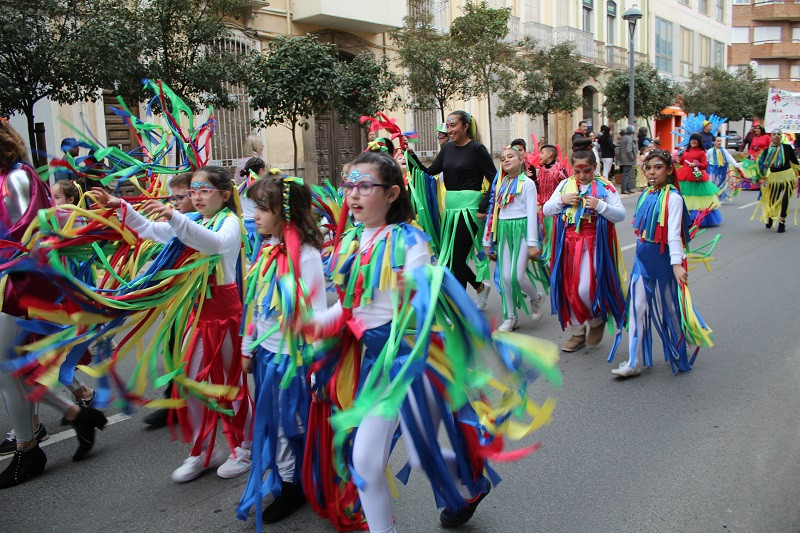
729, 0, 800, 93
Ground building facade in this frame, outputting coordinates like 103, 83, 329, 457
729, 0, 800, 93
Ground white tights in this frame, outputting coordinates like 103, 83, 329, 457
352, 376, 470, 533
499, 237, 538, 318
624, 276, 680, 367
569, 246, 603, 335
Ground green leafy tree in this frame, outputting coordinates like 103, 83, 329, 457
0, 0, 135, 163
450, 1, 516, 152
603, 62, 679, 128
116, 0, 253, 111
389, 4, 470, 122
334, 52, 401, 125
247, 35, 338, 175
682, 66, 770, 121
499, 40, 601, 143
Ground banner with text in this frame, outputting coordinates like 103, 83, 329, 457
765, 88, 800, 133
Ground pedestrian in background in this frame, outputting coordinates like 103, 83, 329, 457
597, 125, 615, 180
619, 126, 638, 194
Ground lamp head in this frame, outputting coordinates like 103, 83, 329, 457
622, 6, 643, 23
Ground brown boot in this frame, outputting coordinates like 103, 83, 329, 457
586, 322, 605, 347
562, 334, 586, 352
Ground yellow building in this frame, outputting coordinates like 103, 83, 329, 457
12, 1, 732, 185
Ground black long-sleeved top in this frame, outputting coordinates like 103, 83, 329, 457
598, 133, 615, 158
416, 140, 496, 192
762, 143, 800, 172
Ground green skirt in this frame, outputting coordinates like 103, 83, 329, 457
494, 217, 550, 319
439, 190, 488, 282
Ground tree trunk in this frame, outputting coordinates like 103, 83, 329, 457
23, 102, 40, 167
291, 119, 298, 176
485, 91, 493, 154
542, 113, 549, 145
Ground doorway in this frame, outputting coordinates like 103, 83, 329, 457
314, 110, 363, 188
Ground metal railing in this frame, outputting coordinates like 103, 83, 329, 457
553, 26, 594, 59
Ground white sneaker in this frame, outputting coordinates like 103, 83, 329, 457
498, 316, 519, 333
529, 293, 544, 322
217, 446, 252, 478
611, 362, 643, 378
171, 447, 227, 483
476, 282, 492, 311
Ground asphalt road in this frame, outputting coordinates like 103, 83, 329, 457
2, 189, 799, 533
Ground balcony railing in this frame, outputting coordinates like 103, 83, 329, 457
751, 0, 800, 20
505, 15, 521, 43
553, 26, 595, 59
522, 20, 555, 48
750, 41, 800, 59
292, 0, 404, 33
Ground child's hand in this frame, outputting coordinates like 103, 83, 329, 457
528, 246, 542, 260
91, 187, 121, 208
142, 199, 174, 221
241, 356, 252, 374
584, 196, 600, 210
673, 264, 688, 284
561, 192, 580, 206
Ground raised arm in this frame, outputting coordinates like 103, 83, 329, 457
168, 211, 241, 256
116, 200, 175, 244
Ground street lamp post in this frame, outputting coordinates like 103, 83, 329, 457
623, 6, 643, 128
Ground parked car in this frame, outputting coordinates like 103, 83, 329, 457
726, 131, 742, 151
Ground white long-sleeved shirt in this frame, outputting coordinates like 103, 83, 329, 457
117, 200, 242, 285
663, 191, 686, 265
706, 147, 739, 169
542, 179, 626, 224
482, 177, 539, 247
317, 224, 432, 331
242, 237, 327, 356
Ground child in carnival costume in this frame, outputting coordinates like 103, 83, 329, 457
482, 146, 547, 333
608, 150, 713, 378
706, 136, 741, 201
237, 176, 328, 529
543, 139, 627, 353
306, 151, 562, 532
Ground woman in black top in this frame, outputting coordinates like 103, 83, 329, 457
597, 125, 615, 180
755, 129, 799, 233
413, 111, 495, 305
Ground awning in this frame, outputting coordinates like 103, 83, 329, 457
660, 106, 686, 117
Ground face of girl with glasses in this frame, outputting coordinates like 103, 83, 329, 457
341, 164, 399, 228
188, 172, 229, 217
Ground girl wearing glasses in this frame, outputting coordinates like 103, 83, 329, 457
543, 138, 627, 354
307, 150, 493, 532
92, 167, 253, 483
609, 150, 712, 377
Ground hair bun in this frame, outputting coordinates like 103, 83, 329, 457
572, 138, 592, 152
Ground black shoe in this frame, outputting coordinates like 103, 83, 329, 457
34, 423, 48, 443
61, 391, 96, 425
0, 431, 16, 456
263, 481, 306, 524
439, 482, 491, 528
71, 406, 107, 462
777, 222, 786, 233
143, 408, 170, 429
0, 445, 47, 489
0, 424, 48, 456
766, 219, 773, 229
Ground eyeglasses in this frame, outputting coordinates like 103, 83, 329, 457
170, 194, 188, 203
186, 187, 222, 198
340, 181, 389, 196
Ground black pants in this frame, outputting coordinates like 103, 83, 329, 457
450, 216, 481, 290
768, 182, 791, 219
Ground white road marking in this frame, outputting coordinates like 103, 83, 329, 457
621, 243, 636, 251
738, 201, 758, 209
0, 413, 131, 462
